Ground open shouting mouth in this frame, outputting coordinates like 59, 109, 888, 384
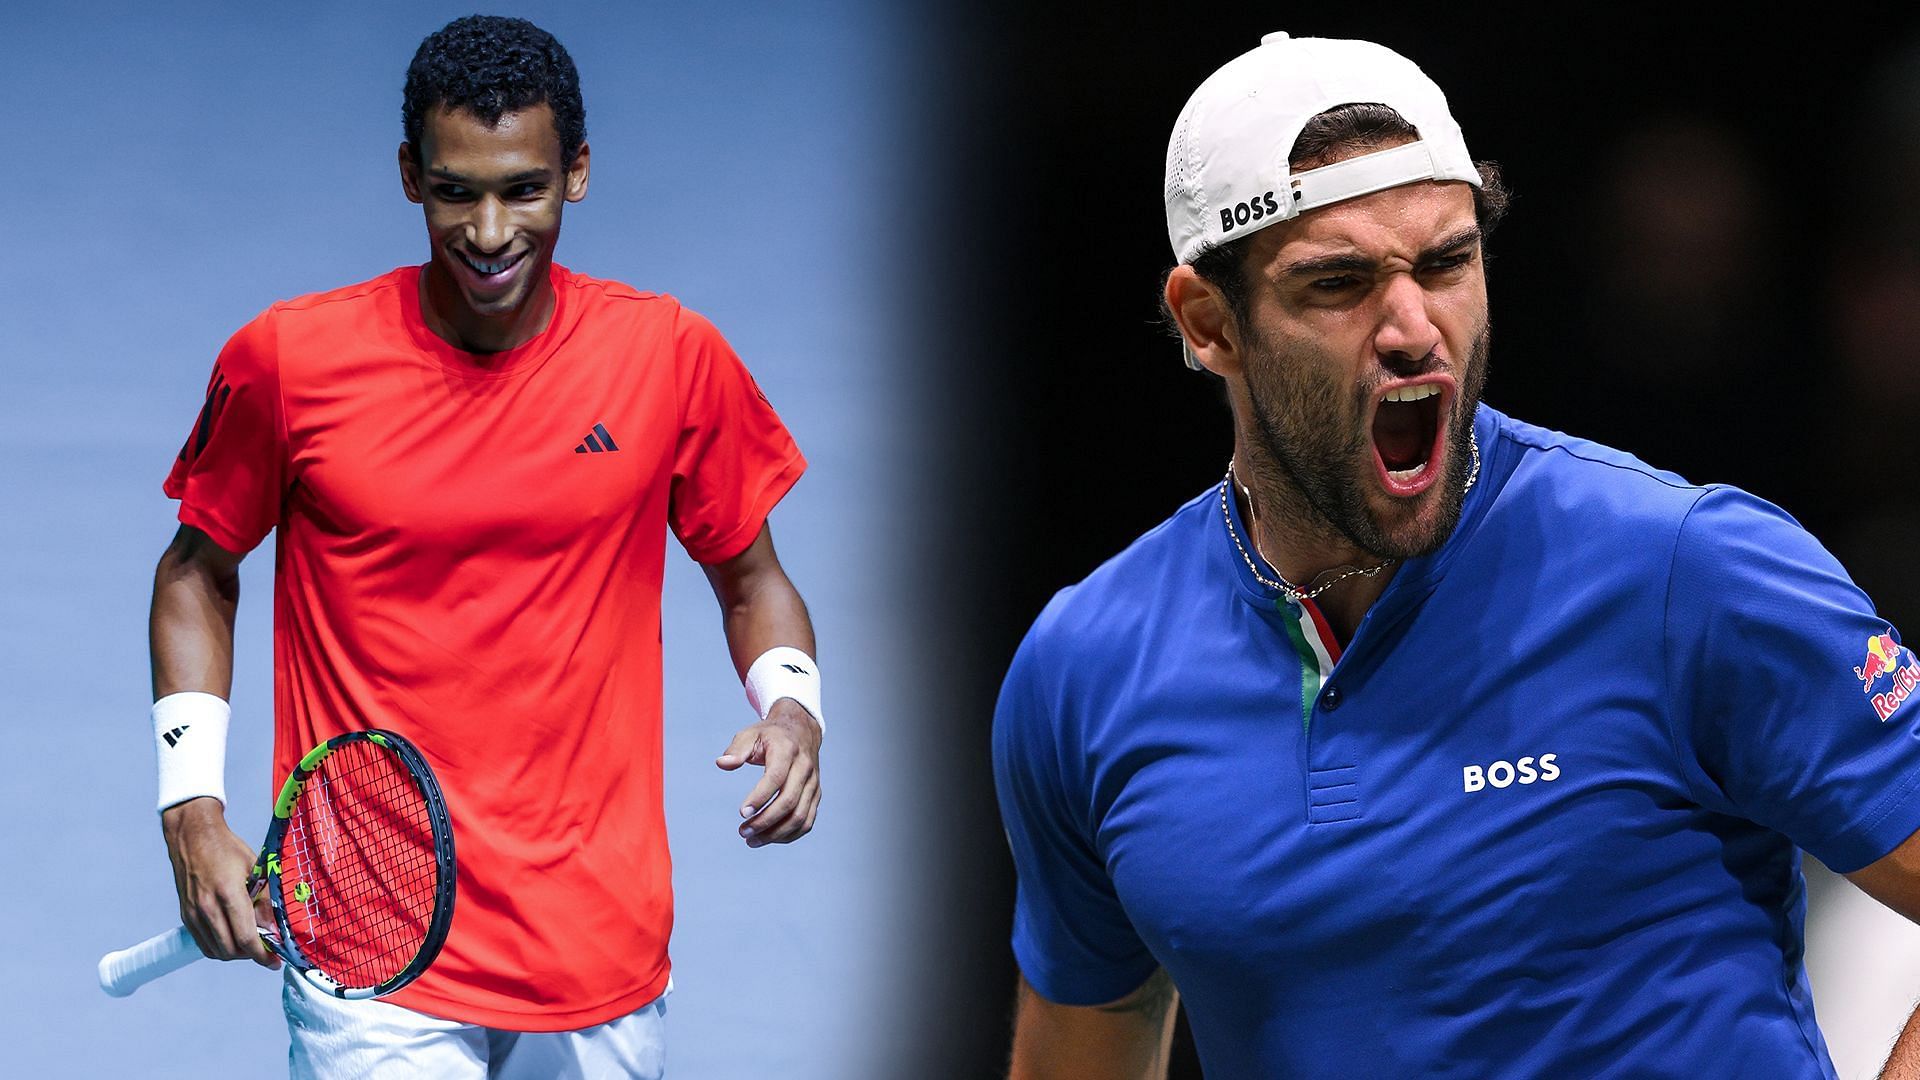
1369, 378, 1452, 497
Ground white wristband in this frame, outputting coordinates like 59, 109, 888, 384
153, 692, 231, 813
744, 647, 824, 737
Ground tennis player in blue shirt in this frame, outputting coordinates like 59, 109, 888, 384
992, 32, 1920, 1079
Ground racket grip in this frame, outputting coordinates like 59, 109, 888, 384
99, 925, 203, 997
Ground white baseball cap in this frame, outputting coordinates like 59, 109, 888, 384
1165, 30, 1481, 266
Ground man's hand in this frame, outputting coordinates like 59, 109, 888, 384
700, 523, 821, 848
152, 526, 273, 965
160, 797, 278, 968
715, 699, 822, 847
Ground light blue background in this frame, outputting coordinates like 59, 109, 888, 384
0, 3, 929, 1075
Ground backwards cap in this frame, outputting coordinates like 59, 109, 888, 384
1166, 31, 1479, 264
1165, 34, 1480, 371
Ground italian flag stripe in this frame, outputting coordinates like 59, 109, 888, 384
1277, 597, 1340, 731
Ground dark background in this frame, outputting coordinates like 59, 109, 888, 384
914, 4, 1920, 1074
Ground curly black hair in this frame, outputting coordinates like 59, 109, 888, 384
402, 15, 586, 169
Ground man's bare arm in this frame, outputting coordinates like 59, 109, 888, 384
1884, 1007, 1920, 1080
1009, 969, 1179, 1080
1846, 826, 1920, 1078
151, 524, 276, 968
701, 523, 822, 846
152, 524, 240, 700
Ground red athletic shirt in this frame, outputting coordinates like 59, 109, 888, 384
163, 263, 805, 1029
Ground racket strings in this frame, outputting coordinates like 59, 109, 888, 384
279, 741, 440, 989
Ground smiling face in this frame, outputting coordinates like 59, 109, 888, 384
399, 101, 589, 350
1227, 175, 1489, 560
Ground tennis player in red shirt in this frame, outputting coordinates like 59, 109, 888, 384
146, 16, 821, 1076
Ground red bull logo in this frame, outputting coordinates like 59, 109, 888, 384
1855, 631, 1920, 722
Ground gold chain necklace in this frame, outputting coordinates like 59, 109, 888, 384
1222, 427, 1480, 602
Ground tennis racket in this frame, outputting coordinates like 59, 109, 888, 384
99, 729, 456, 1000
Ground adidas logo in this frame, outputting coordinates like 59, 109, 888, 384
574, 423, 621, 454
779, 663, 810, 675
163, 725, 191, 747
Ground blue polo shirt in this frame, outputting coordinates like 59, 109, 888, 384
992, 404, 1920, 1078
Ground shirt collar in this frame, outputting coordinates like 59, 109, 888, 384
1215, 403, 1508, 615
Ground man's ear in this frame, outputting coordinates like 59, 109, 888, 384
564, 141, 591, 203
1165, 265, 1243, 378
398, 142, 424, 205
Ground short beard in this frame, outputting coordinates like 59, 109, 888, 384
1242, 323, 1491, 561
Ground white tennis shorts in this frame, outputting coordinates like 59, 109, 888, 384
285, 970, 670, 1079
